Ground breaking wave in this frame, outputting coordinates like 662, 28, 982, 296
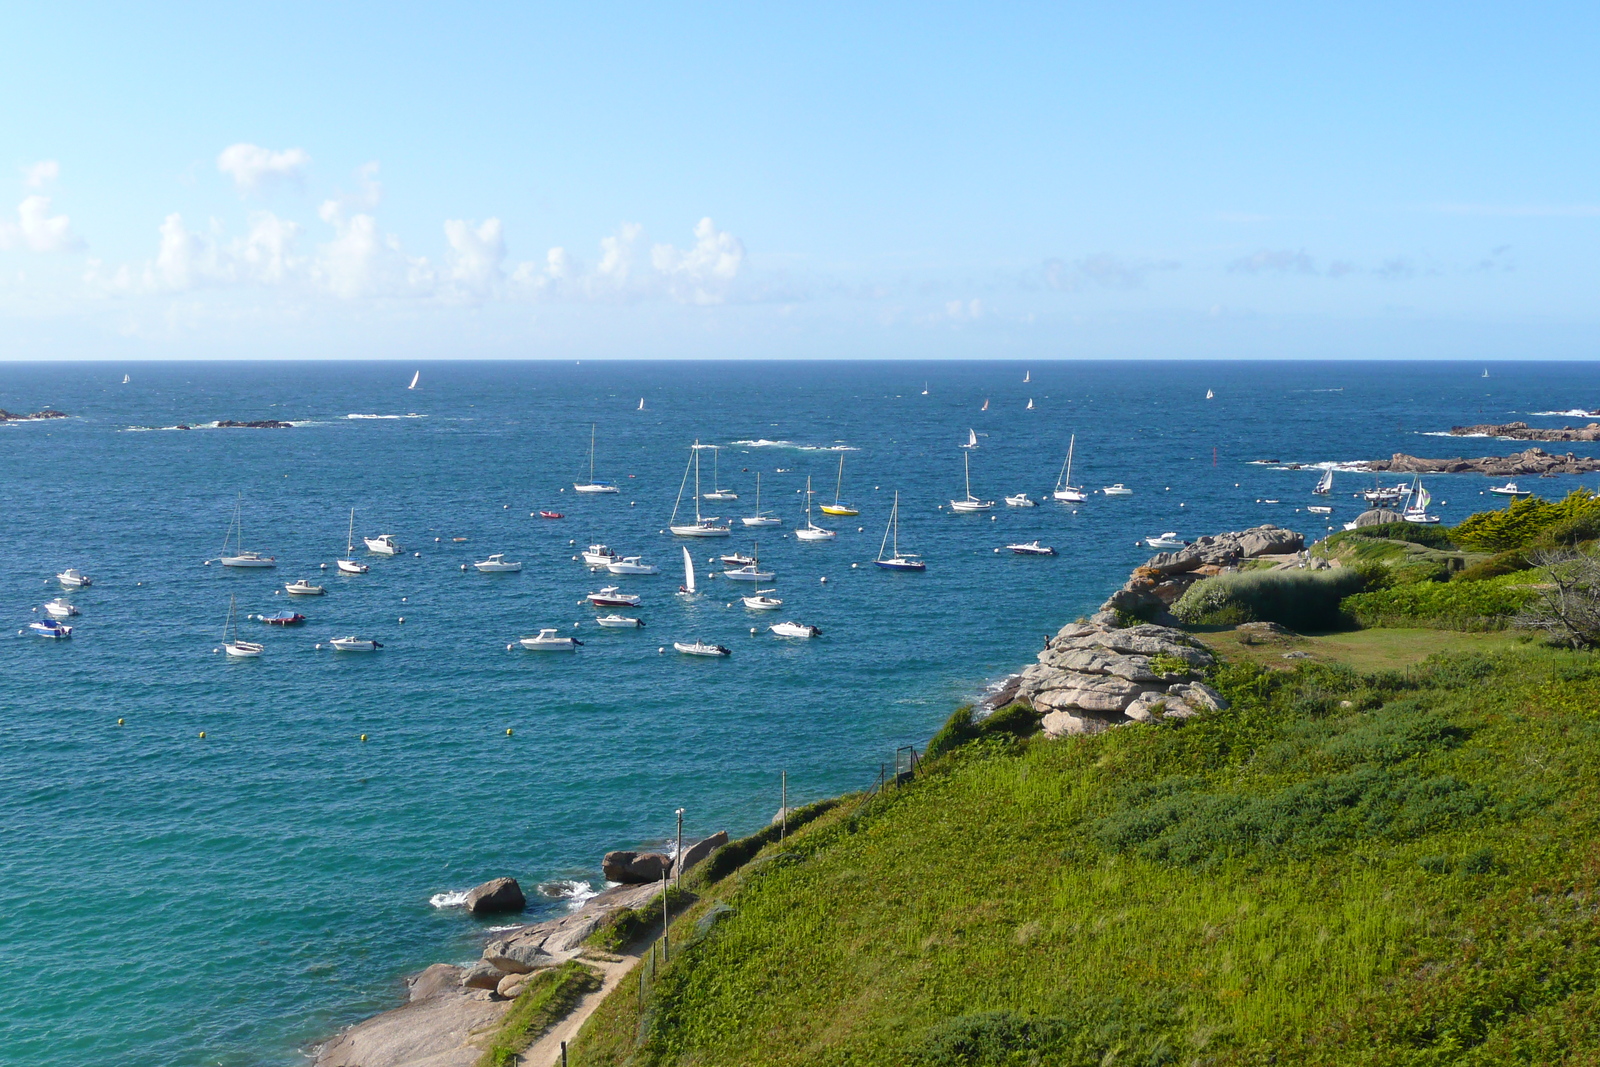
1532, 409, 1598, 418
428, 889, 470, 909
347, 413, 428, 420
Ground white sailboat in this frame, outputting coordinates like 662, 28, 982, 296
337, 510, 368, 574
962, 428, 979, 449
1206, 389, 1215, 399
950, 451, 994, 512
921, 382, 929, 395
121, 374, 130, 384
741, 473, 783, 527
1403, 477, 1440, 523
1052, 435, 1087, 503
1313, 468, 1334, 496
702, 446, 738, 501
221, 595, 264, 658
1024, 370, 1030, 383
218, 493, 277, 568
669, 443, 732, 537
981, 399, 989, 412
678, 545, 697, 595
408, 370, 420, 390
1026, 398, 1034, 410
742, 589, 782, 609
795, 476, 837, 541
876, 491, 925, 570
574, 423, 621, 493
638, 398, 645, 410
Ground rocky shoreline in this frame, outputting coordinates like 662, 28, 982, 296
1368, 448, 1600, 475
1449, 421, 1600, 442
0, 408, 67, 421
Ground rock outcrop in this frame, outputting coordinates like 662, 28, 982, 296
1353, 508, 1404, 527
1369, 449, 1600, 475
482, 882, 664, 971
1450, 421, 1600, 442
1100, 524, 1304, 621
678, 831, 729, 874
464, 877, 525, 916
216, 419, 293, 428
0, 409, 67, 421
601, 850, 672, 885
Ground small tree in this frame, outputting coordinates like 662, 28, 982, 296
1517, 549, 1600, 648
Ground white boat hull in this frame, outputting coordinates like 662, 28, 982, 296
674, 641, 731, 657
56, 570, 91, 587
221, 556, 277, 568
520, 638, 581, 650
43, 600, 78, 618
742, 596, 783, 610
573, 484, 620, 494
329, 638, 382, 652
703, 492, 738, 501
741, 516, 783, 527
606, 561, 659, 575
723, 568, 774, 581
364, 537, 401, 555
770, 622, 821, 638
475, 562, 523, 572
1004, 495, 1036, 507
1052, 490, 1087, 503
286, 583, 326, 595
594, 615, 644, 628
29, 621, 72, 638
670, 523, 732, 537
795, 527, 835, 541
337, 559, 368, 574
1102, 486, 1133, 496
224, 641, 264, 657
949, 500, 993, 513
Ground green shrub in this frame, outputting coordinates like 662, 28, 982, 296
928, 702, 1044, 757
1453, 489, 1600, 552
1342, 576, 1534, 630
585, 886, 697, 952
1172, 568, 1370, 631
911, 1004, 1177, 1066
478, 960, 602, 1067
692, 799, 839, 885
1344, 522, 1460, 550
1454, 548, 1532, 582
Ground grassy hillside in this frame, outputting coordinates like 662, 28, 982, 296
571, 645, 1600, 1066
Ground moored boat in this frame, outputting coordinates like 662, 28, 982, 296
1052, 435, 1086, 503
1007, 540, 1057, 556
819, 455, 858, 516
606, 556, 659, 575
256, 612, 306, 625
1101, 484, 1133, 496
337, 509, 368, 574
328, 636, 382, 652
876, 490, 926, 571
742, 590, 782, 610
285, 579, 326, 595
42, 598, 78, 618
1489, 481, 1532, 497
588, 585, 641, 607
220, 595, 263, 657
57, 568, 92, 587
29, 618, 72, 639
741, 473, 783, 527
520, 628, 582, 650
1145, 533, 1186, 549
769, 621, 822, 638
949, 451, 994, 512
1004, 493, 1036, 507
474, 554, 523, 572
538, 510, 564, 519
674, 640, 731, 657
573, 423, 621, 493
218, 494, 276, 568
582, 544, 619, 567
795, 476, 836, 541
594, 614, 645, 628
669, 443, 733, 536
364, 534, 402, 555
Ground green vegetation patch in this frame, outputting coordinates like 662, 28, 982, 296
1173, 568, 1370, 630
478, 960, 602, 1067
1454, 489, 1600, 553
927, 702, 1042, 757
1342, 571, 1537, 630
585, 886, 697, 953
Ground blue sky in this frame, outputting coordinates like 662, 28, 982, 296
2, 2, 1597, 359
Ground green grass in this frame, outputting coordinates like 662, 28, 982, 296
585, 886, 698, 954
1342, 570, 1539, 630
478, 960, 603, 1067
570, 645, 1600, 1066
1195, 626, 1524, 672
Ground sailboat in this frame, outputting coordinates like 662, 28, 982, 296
121, 374, 130, 384
723, 543, 775, 581
702, 446, 738, 500
981, 399, 989, 411
875, 491, 925, 570
1026, 398, 1034, 410
819, 454, 858, 515
1313, 468, 1334, 496
950, 451, 994, 512
795, 476, 837, 541
1024, 370, 1030, 383
217, 493, 277, 567
741, 473, 783, 527
638, 398, 645, 410
1206, 389, 1215, 400
221, 595, 264, 658
678, 545, 698, 595
1052, 435, 1087, 503
961, 429, 979, 449
921, 382, 929, 395
574, 424, 620, 493
408, 370, 419, 390
668, 443, 731, 537
1403, 476, 1440, 523
1482, 368, 1490, 379
338, 509, 369, 574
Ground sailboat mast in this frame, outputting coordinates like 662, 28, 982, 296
1065, 434, 1076, 487
834, 454, 844, 502
695, 448, 704, 521
964, 451, 973, 499
589, 424, 596, 482
669, 445, 694, 526
347, 508, 356, 554
878, 493, 894, 560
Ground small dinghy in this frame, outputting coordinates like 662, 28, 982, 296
674, 640, 731, 657
43, 598, 78, 618
770, 621, 822, 638
1007, 541, 1057, 556
1145, 533, 1186, 549
606, 556, 659, 575
257, 612, 306, 626
520, 628, 582, 650
594, 614, 644, 628
57, 568, 91, 588
1307, 505, 1333, 515
29, 618, 72, 639
1004, 493, 1037, 507
742, 591, 783, 610
538, 510, 565, 519
474, 554, 523, 572
583, 544, 619, 567
720, 552, 755, 566
285, 580, 325, 595
588, 586, 641, 607
328, 636, 382, 652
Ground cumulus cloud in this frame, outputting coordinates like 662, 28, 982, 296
444, 217, 505, 298
23, 160, 59, 188
651, 217, 745, 304
1228, 248, 1317, 275
1044, 253, 1179, 291
217, 143, 311, 195
311, 200, 434, 299
0, 195, 85, 253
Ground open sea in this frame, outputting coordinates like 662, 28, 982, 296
3, 359, 1599, 1066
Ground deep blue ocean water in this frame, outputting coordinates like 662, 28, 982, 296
3, 359, 1599, 1066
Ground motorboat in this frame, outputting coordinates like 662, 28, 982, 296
364, 534, 402, 555
1145, 533, 1186, 550
520, 628, 583, 651
1489, 482, 1532, 497
29, 618, 72, 639
588, 586, 641, 607
328, 636, 382, 652
538, 511, 564, 520
720, 552, 755, 566
1052, 435, 1086, 503
1307, 505, 1333, 515
574, 424, 622, 493
1004, 493, 1037, 507
875, 491, 926, 571
795, 476, 837, 541
949, 451, 994, 512
1101, 484, 1133, 496
1362, 483, 1408, 505
770, 621, 822, 638
285, 580, 326, 595
743, 591, 783, 610
594, 614, 644, 628
606, 556, 659, 575
668, 442, 733, 536
218, 493, 277, 567
741, 473, 783, 527
583, 544, 619, 567
42, 598, 78, 618
819, 455, 859, 516
56, 568, 91, 587
257, 612, 306, 625
674, 640, 731, 657
701, 446, 738, 500
337, 508, 367, 574
724, 555, 775, 582
1008, 541, 1057, 556
474, 554, 523, 572
220, 595, 264, 657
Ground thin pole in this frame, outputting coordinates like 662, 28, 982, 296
675, 808, 684, 889
562, 1040, 569, 1067
781, 771, 787, 842
661, 869, 670, 960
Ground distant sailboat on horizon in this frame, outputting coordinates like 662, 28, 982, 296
1023, 370, 1030, 383
638, 398, 645, 410
122, 374, 130, 384
962, 428, 979, 449
981, 398, 989, 411
408, 370, 419, 390
1206, 389, 1214, 399
1482, 368, 1490, 379
1026, 398, 1034, 410
921, 382, 929, 395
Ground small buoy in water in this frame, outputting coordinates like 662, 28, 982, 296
750, 627, 758, 634
398, 617, 405, 623
504, 504, 509, 508
198, 731, 206, 739
401, 597, 407, 602
116, 718, 124, 726
360, 734, 367, 742
506, 643, 513, 651
413, 551, 420, 558
460, 564, 468, 571
1180, 503, 1186, 507
435, 537, 441, 542
137, 581, 143, 586
852, 562, 858, 568
315, 643, 322, 650
569, 540, 576, 545
990, 515, 997, 521
658, 646, 665, 653
213, 647, 220, 653
571, 555, 578, 561
573, 622, 579, 628
820, 576, 828, 583
858, 527, 864, 532
204, 560, 211, 566
506, 728, 514, 736
994, 547, 1000, 553
630, 502, 636, 506
320, 563, 327, 570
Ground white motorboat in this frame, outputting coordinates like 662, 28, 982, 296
1008, 540, 1057, 556
594, 614, 645, 628
723, 545, 774, 582
606, 556, 659, 575
950, 451, 994, 512
338, 509, 368, 574
520, 628, 582, 651
218, 493, 276, 568
720, 552, 755, 566
364, 534, 402, 555
1402, 476, 1441, 523
701, 446, 738, 500
582, 544, 619, 567
1052, 434, 1086, 503
961, 428, 979, 449
1004, 493, 1037, 507
328, 636, 382, 652
678, 546, 698, 596
1307, 505, 1333, 515
819, 454, 858, 516
474, 554, 523, 572
743, 590, 782, 610
56, 568, 91, 588
588, 585, 641, 607
674, 640, 731, 657
1313, 468, 1334, 496
741, 473, 783, 527
285, 579, 326, 595
574, 423, 621, 493
1145, 533, 1186, 550
795, 476, 837, 541
29, 618, 72, 639
876, 491, 926, 571
770, 621, 822, 638
1101, 484, 1133, 496
220, 595, 264, 658
1489, 481, 1532, 497
42, 598, 79, 618
669, 443, 733, 537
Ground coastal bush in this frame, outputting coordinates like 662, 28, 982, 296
1342, 573, 1534, 630
928, 703, 1042, 757
691, 798, 839, 886
1453, 489, 1600, 553
1332, 522, 1459, 551
479, 960, 602, 1067
1172, 568, 1370, 631
586, 886, 697, 953
1454, 548, 1532, 582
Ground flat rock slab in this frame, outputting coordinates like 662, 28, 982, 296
315, 990, 508, 1067
483, 882, 663, 970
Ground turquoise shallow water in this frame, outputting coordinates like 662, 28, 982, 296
2, 359, 1598, 1065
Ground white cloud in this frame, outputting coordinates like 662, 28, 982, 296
150, 213, 225, 289
596, 222, 644, 286
311, 200, 434, 299
1044, 253, 1178, 291
1227, 248, 1317, 275
651, 217, 745, 304
238, 212, 303, 284
443, 217, 505, 298
23, 160, 59, 188
0, 195, 85, 253
217, 143, 311, 195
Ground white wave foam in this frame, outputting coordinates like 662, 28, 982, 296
1532, 410, 1598, 417
347, 413, 428, 420
729, 438, 857, 451
537, 878, 601, 911
429, 889, 470, 908
730, 439, 795, 448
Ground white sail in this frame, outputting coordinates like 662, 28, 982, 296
1206, 389, 1214, 399
981, 399, 989, 411
1024, 370, 1030, 383
408, 370, 419, 390
682, 546, 696, 593
1314, 468, 1334, 495
964, 428, 978, 449
1026, 398, 1034, 410
638, 398, 645, 410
